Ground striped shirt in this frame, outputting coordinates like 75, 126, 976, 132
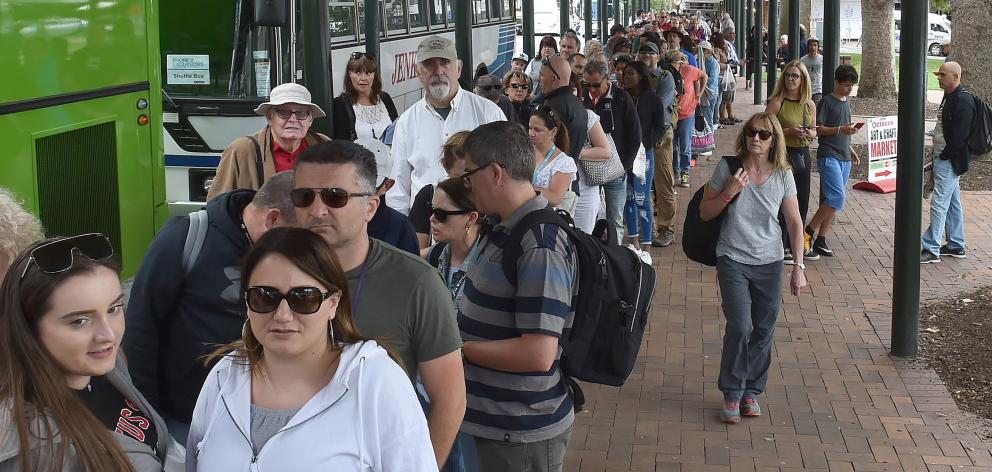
458, 195, 578, 442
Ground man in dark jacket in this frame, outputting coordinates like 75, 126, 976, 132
582, 59, 643, 241
123, 171, 297, 443
540, 56, 588, 159
922, 62, 975, 263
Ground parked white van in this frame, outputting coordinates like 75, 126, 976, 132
894, 12, 951, 57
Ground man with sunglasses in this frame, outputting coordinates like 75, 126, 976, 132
123, 171, 298, 443
293, 140, 466, 469
386, 35, 506, 216
474, 74, 517, 126
207, 83, 329, 199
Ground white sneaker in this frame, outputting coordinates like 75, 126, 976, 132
638, 250, 653, 265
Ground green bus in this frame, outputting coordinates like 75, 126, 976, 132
0, 0, 164, 275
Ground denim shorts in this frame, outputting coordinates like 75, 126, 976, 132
817, 156, 852, 210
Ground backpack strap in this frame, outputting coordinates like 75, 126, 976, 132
427, 241, 447, 269
247, 135, 264, 187
182, 209, 209, 276
500, 207, 575, 286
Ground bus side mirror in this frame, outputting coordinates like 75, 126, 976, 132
254, 0, 289, 27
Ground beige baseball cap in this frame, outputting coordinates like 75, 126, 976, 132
417, 35, 458, 63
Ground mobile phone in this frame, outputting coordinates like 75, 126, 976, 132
854, 122, 865, 129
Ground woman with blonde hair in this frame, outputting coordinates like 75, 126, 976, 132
502, 71, 533, 125
765, 59, 817, 262
699, 112, 807, 425
0, 188, 43, 284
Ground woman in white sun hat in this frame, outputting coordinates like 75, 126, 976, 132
207, 83, 330, 199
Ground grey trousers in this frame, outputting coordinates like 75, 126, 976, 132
716, 256, 783, 403
474, 427, 572, 472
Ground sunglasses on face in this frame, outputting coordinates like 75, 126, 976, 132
744, 127, 774, 141
20, 233, 114, 280
430, 206, 473, 222
246, 286, 335, 315
290, 187, 373, 208
476, 84, 501, 91
508, 83, 529, 90
274, 108, 311, 120
541, 58, 561, 82
582, 81, 603, 89
783, 72, 802, 80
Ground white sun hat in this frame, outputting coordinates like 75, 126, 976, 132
254, 83, 326, 118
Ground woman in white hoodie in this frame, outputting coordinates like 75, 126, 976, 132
186, 228, 437, 471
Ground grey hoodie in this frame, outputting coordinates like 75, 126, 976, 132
0, 356, 177, 472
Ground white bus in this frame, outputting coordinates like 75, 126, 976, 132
161, 0, 517, 216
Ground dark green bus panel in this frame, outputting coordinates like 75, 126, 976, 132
0, 0, 165, 276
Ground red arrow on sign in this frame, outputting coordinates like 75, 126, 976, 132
876, 169, 893, 177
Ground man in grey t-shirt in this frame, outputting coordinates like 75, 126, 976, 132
800, 39, 823, 106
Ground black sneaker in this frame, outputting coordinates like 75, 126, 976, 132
921, 250, 941, 264
939, 245, 966, 259
783, 249, 794, 265
802, 248, 820, 261
813, 238, 834, 257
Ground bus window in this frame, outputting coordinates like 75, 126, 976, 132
431, 0, 446, 28
446, 0, 454, 23
410, 0, 429, 30
330, 0, 358, 42
474, 0, 489, 23
503, 0, 511, 18
385, 0, 409, 35
490, 0, 502, 19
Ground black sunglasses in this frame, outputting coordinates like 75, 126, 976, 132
246, 286, 335, 315
508, 83, 530, 90
582, 81, 603, 89
21, 233, 114, 280
290, 187, 373, 208
744, 127, 774, 141
476, 84, 501, 91
273, 108, 311, 120
350, 51, 375, 61
430, 207, 473, 222
541, 57, 561, 82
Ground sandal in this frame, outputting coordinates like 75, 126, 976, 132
720, 119, 735, 126
732, 117, 743, 123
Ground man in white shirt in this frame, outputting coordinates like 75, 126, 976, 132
386, 35, 507, 214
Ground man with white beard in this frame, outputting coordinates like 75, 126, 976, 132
386, 35, 506, 215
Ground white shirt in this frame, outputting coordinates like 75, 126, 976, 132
386, 88, 507, 214
354, 101, 393, 141
533, 151, 577, 189
186, 341, 437, 472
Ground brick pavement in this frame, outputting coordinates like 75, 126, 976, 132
563, 83, 992, 471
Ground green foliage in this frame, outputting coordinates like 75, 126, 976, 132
931, 0, 951, 13
651, 0, 675, 12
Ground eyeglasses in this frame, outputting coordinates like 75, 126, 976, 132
460, 162, 505, 188
637, 49, 656, 55
582, 81, 603, 89
508, 83, 530, 90
350, 51, 375, 61
744, 127, 774, 141
20, 233, 114, 280
541, 57, 561, 82
476, 84, 501, 91
274, 108, 311, 120
430, 207, 473, 222
290, 187, 373, 208
783, 72, 802, 80
246, 286, 335, 315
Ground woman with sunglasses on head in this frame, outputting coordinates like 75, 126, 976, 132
208, 83, 329, 199
529, 107, 577, 213
502, 71, 533, 126
699, 113, 807, 425
331, 52, 399, 142
186, 227, 436, 471
0, 234, 181, 471
408, 131, 471, 253
765, 60, 817, 263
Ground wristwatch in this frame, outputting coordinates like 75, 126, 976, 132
795, 262, 806, 270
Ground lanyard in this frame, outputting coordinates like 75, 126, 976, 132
532, 145, 557, 185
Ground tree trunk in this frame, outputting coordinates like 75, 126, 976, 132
857, 0, 896, 99
801, 0, 811, 33
951, 0, 992, 158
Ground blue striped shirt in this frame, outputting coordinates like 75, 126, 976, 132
458, 195, 577, 442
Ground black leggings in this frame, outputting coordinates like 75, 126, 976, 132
780, 146, 811, 248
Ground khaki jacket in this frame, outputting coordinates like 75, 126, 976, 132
206, 126, 329, 200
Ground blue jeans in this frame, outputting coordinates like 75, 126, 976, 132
419, 390, 477, 472
602, 176, 627, 242
624, 148, 655, 244
674, 114, 695, 174
709, 91, 722, 128
716, 256, 783, 403
922, 158, 965, 254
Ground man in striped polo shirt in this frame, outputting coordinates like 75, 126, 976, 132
458, 122, 578, 470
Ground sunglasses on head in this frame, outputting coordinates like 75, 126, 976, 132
20, 233, 114, 280
430, 207, 473, 222
350, 51, 375, 61
246, 286, 335, 315
290, 187, 373, 208
541, 57, 561, 81
508, 83, 529, 90
744, 127, 774, 141
274, 108, 311, 120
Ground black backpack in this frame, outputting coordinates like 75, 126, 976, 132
683, 157, 743, 266
963, 88, 992, 156
500, 208, 656, 409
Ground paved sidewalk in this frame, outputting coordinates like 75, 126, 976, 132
563, 84, 992, 471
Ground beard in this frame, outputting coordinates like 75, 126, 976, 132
428, 76, 451, 99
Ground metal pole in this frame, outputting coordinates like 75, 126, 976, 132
752, 0, 762, 105
301, 0, 332, 136
788, 0, 800, 61
738, 0, 747, 67
598, 0, 607, 42
455, 0, 473, 87
823, 0, 840, 95
523, 0, 535, 65
364, 0, 379, 58
744, 0, 752, 75
766, 0, 778, 99
890, 0, 926, 359
561, 0, 570, 37
289, 0, 297, 82
584, 0, 593, 42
